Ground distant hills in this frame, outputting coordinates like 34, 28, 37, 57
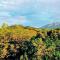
42, 22, 60, 29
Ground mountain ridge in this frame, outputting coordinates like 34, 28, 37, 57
42, 22, 60, 29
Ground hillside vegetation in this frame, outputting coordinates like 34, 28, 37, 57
0, 24, 60, 60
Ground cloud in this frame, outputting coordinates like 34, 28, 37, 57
0, 0, 32, 11
0, 0, 60, 27
11, 16, 29, 24
0, 16, 30, 26
16, 16, 29, 23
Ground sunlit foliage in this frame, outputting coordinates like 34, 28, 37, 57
0, 24, 60, 60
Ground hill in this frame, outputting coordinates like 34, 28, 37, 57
42, 22, 60, 29
0, 24, 60, 60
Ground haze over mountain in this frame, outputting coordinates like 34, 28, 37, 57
42, 22, 60, 29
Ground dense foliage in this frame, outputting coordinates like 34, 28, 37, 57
0, 24, 60, 60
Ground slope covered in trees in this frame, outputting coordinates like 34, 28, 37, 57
0, 24, 60, 60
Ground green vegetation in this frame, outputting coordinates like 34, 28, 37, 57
0, 24, 60, 60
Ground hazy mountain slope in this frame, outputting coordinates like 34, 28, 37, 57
42, 22, 60, 29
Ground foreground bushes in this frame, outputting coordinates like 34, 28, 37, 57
0, 37, 60, 60
0, 24, 60, 60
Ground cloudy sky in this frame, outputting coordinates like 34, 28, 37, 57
0, 0, 60, 27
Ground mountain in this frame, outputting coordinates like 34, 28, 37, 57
42, 22, 60, 29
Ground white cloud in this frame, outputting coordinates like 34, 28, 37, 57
2, 16, 30, 25
14, 16, 29, 24
0, 0, 60, 27
0, 0, 31, 11
0, 15, 30, 26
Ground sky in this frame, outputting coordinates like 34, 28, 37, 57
0, 0, 60, 27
